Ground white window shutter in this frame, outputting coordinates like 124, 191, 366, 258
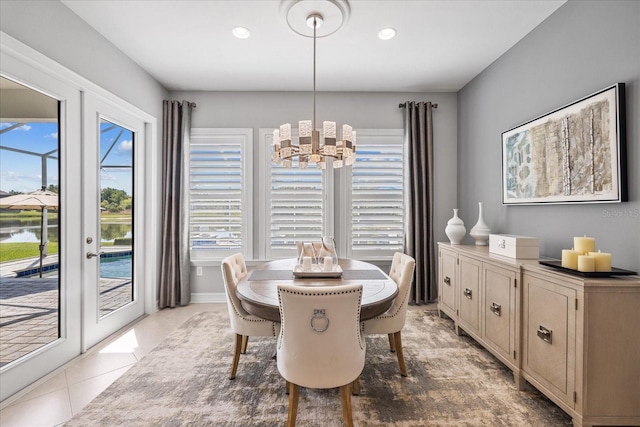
189, 128, 252, 258
350, 130, 405, 258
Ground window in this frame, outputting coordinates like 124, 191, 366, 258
189, 128, 252, 259
191, 128, 404, 261
346, 129, 405, 259
260, 128, 404, 261
259, 129, 328, 259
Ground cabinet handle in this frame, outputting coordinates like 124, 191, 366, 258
463, 288, 472, 299
537, 325, 552, 344
444, 276, 451, 285
490, 302, 501, 316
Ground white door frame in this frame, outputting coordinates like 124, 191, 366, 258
0, 32, 158, 402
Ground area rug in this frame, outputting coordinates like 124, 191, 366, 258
66, 307, 572, 426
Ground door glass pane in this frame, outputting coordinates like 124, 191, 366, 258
0, 76, 60, 366
98, 118, 133, 317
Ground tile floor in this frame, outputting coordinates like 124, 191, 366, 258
0, 303, 225, 427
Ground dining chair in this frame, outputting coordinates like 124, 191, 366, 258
221, 253, 279, 380
277, 283, 365, 427
361, 252, 416, 377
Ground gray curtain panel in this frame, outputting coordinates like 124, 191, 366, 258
159, 100, 194, 308
403, 101, 437, 303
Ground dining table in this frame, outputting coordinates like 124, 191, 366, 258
236, 258, 398, 322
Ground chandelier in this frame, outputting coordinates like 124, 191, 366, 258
272, 13, 355, 169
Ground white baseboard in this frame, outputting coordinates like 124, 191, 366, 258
190, 293, 226, 303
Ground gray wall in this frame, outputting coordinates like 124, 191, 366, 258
0, 0, 167, 117
170, 90, 458, 295
458, 0, 640, 270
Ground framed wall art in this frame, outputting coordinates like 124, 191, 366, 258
501, 83, 627, 205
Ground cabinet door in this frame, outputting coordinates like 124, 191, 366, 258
458, 255, 481, 335
439, 249, 457, 315
522, 273, 576, 408
483, 264, 517, 362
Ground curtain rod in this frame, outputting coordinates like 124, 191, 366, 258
398, 103, 438, 109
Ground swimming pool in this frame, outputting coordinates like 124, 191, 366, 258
100, 255, 132, 279
16, 251, 132, 278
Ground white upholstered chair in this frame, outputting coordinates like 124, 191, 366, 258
277, 283, 365, 427
221, 253, 279, 380
361, 252, 416, 377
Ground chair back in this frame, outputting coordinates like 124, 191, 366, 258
277, 283, 365, 389
379, 252, 416, 330
221, 253, 251, 330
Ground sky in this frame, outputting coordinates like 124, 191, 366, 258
0, 121, 133, 195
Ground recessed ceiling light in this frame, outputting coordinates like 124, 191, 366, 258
232, 26, 251, 39
378, 27, 396, 40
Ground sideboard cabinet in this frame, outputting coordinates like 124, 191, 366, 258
437, 244, 521, 386
437, 243, 640, 427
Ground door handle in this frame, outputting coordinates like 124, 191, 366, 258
86, 251, 105, 259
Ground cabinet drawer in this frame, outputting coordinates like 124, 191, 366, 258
483, 264, 516, 360
523, 274, 576, 408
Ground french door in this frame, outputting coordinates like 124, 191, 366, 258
1, 37, 154, 401
82, 93, 145, 350
0, 54, 83, 401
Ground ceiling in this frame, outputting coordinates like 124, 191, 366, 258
61, 0, 566, 93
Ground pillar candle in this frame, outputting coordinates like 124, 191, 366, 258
323, 256, 333, 272
561, 249, 581, 270
577, 255, 595, 272
574, 236, 596, 254
302, 256, 312, 271
588, 251, 612, 272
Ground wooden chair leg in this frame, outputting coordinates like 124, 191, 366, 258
351, 377, 360, 395
230, 334, 243, 380
340, 384, 354, 427
287, 383, 300, 427
285, 380, 291, 395
241, 335, 249, 354
394, 331, 408, 377
388, 333, 396, 352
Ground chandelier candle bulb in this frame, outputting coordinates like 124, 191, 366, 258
574, 236, 596, 254
561, 249, 581, 270
577, 255, 596, 272
588, 251, 612, 272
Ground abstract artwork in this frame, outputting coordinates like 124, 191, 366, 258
502, 83, 626, 205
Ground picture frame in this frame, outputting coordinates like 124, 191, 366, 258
501, 83, 627, 205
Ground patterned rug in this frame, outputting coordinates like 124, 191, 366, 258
66, 307, 572, 426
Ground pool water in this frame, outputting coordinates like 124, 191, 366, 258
17, 252, 132, 278
100, 256, 132, 279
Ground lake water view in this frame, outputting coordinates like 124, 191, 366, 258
0, 221, 132, 244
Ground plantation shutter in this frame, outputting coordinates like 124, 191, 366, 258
351, 138, 405, 257
189, 129, 251, 256
269, 163, 324, 257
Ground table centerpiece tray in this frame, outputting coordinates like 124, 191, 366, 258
292, 265, 343, 278
538, 260, 637, 277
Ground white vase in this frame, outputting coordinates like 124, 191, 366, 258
470, 202, 491, 246
445, 209, 466, 244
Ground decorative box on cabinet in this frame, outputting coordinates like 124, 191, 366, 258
522, 266, 640, 427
